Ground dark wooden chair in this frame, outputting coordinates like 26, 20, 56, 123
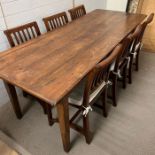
4, 21, 41, 47
109, 36, 133, 107
68, 5, 86, 21
4, 21, 41, 93
4, 22, 41, 97
128, 24, 144, 84
134, 13, 154, 72
43, 12, 69, 32
3, 22, 48, 117
69, 44, 126, 143
128, 13, 154, 84
45, 43, 124, 143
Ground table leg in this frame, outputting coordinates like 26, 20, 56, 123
3, 81, 22, 119
46, 103, 54, 126
57, 97, 70, 152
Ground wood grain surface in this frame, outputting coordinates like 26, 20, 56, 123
0, 10, 146, 105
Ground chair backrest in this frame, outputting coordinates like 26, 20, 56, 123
146, 13, 154, 24
129, 24, 144, 53
4, 21, 41, 47
136, 13, 154, 45
83, 43, 124, 105
112, 36, 133, 73
43, 12, 69, 32
68, 5, 86, 21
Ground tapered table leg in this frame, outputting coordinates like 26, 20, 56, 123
4, 81, 22, 119
57, 97, 70, 152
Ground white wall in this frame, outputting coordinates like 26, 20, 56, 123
0, 4, 9, 52
0, 4, 8, 106
0, 0, 73, 52
75, 0, 106, 11
106, 0, 128, 12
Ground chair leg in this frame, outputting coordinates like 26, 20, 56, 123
83, 114, 92, 144
135, 50, 140, 71
128, 55, 133, 84
46, 103, 54, 126
122, 65, 127, 89
112, 75, 117, 107
102, 89, 108, 117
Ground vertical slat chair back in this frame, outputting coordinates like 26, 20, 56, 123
83, 44, 124, 106
43, 12, 69, 32
130, 24, 144, 54
4, 22, 41, 47
68, 5, 86, 21
113, 37, 133, 73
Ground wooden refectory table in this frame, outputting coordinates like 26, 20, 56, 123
0, 10, 146, 152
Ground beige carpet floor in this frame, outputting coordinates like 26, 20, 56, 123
0, 131, 31, 155
0, 51, 155, 155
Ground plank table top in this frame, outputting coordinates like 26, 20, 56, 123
0, 10, 146, 105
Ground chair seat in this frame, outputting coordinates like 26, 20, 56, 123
69, 80, 106, 106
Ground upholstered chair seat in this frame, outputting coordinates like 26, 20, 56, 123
69, 80, 106, 106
